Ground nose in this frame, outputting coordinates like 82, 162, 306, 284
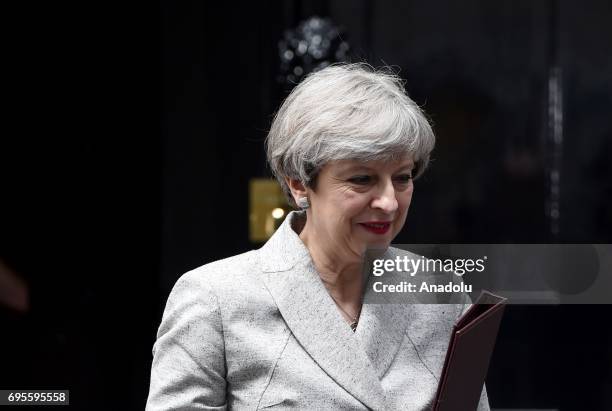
371, 178, 398, 214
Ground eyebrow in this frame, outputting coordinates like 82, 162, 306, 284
341, 162, 415, 173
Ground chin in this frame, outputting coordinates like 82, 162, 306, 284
365, 239, 392, 250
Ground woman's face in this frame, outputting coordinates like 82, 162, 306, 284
305, 155, 415, 257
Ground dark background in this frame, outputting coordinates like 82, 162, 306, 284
1, 1, 611, 410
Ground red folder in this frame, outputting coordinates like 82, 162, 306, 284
433, 291, 507, 411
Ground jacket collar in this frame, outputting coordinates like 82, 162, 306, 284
258, 211, 412, 410
258, 210, 311, 273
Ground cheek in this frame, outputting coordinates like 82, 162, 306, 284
335, 190, 370, 214
402, 190, 413, 205
397, 187, 414, 212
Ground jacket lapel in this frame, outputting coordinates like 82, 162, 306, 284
258, 211, 388, 410
355, 272, 413, 379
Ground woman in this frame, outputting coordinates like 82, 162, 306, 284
146, 63, 489, 410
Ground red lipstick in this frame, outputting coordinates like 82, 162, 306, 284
358, 221, 391, 235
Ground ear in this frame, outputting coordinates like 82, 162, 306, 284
285, 177, 308, 205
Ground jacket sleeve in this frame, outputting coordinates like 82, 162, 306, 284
146, 270, 227, 410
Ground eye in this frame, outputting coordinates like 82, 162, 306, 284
394, 174, 413, 184
348, 175, 372, 185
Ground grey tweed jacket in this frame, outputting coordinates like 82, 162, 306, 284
146, 211, 489, 410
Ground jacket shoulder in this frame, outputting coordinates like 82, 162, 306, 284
176, 249, 261, 290
168, 249, 272, 309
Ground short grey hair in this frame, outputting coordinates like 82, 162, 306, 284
265, 63, 435, 207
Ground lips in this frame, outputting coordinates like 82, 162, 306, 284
358, 221, 392, 235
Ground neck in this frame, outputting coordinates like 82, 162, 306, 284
299, 220, 365, 302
